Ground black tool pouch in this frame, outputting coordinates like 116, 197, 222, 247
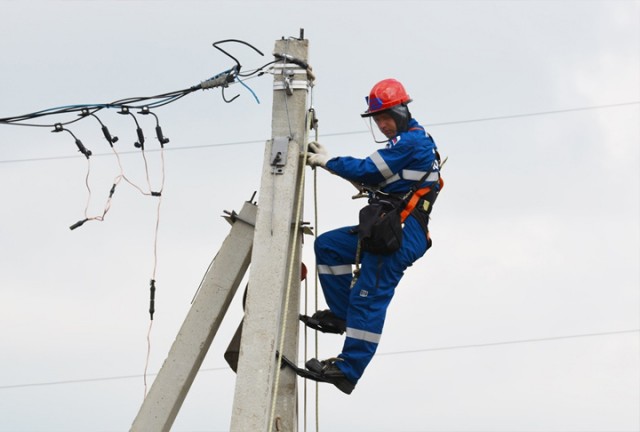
358, 200, 403, 255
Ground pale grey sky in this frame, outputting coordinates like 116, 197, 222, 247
1, 1, 639, 431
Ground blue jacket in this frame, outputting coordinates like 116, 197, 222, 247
325, 119, 439, 195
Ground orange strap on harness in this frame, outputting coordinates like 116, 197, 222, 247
400, 177, 444, 222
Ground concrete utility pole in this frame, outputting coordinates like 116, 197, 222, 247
229, 34, 311, 432
129, 33, 312, 432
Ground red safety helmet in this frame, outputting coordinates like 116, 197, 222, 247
361, 78, 412, 117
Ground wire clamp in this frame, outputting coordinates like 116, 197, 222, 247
52, 123, 92, 158
201, 69, 236, 90
273, 79, 309, 92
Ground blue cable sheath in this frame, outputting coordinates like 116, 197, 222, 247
235, 76, 260, 104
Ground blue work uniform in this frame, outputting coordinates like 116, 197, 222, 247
316, 118, 440, 385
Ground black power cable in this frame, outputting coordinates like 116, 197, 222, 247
0, 39, 266, 129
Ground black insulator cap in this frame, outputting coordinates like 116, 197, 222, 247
149, 279, 156, 320
101, 125, 118, 147
75, 139, 92, 159
135, 127, 145, 149
69, 218, 89, 230
155, 125, 169, 147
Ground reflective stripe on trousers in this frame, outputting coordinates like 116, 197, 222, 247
313, 216, 429, 383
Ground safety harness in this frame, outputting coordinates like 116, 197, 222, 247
396, 128, 444, 225
401, 176, 443, 220
375, 149, 444, 232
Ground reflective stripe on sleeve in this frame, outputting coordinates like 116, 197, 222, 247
379, 173, 401, 187
346, 327, 382, 344
369, 151, 394, 179
317, 264, 352, 276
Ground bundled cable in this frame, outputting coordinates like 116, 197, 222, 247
0, 39, 266, 129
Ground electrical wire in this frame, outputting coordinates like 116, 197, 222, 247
0, 37, 268, 129
375, 328, 640, 356
142, 146, 165, 398
425, 100, 640, 127
143, 320, 154, 399
235, 76, 260, 104
1, 328, 636, 391
0, 90, 197, 128
1, 100, 637, 165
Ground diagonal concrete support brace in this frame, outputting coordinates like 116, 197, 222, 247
130, 201, 257, 432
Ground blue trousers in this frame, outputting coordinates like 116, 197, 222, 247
314, 215, 429, 384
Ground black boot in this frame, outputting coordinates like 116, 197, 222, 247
305, 357, 355, 394
299, 309, 346, 334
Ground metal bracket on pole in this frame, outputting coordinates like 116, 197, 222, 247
273, 77, 309, 93
272, 63, 309, 94
270, 136, 291, 174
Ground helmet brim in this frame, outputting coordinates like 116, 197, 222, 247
360, 99, 412, 118
360, 109, 388, 118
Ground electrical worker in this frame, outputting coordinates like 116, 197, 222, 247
303, 78, 443, 394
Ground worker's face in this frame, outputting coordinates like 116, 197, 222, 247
373, 112, 397, 139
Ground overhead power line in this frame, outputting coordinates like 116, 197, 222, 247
376, 328, 640, 357
1, 328, 637, 391
0, 101, 637, 165
423, 100, 640, 127
0, 138, 264, 165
